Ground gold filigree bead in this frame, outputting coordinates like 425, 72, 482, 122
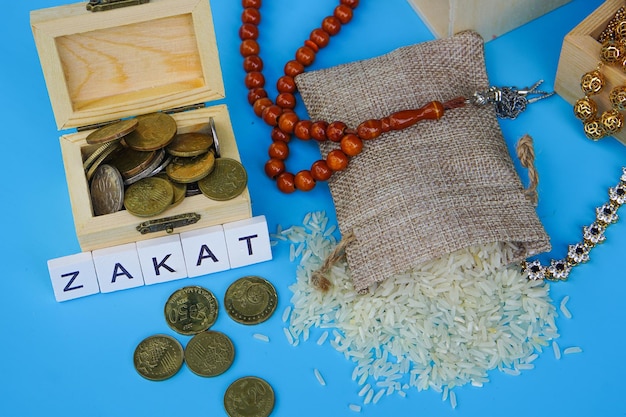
615, 20, 626, 40
581, 70, 605, 95
610, 85, 626, 110
573, 96, 598, 121
601, 109, 624, 134
601, 39, 625, 63
583, 118, 607, 141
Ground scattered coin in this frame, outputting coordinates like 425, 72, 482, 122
86, 118, 138, 145
166, 132, 214, 157
224, 276, 278, 325
164, 286, 219, 335
133, 334, 184, 381
90, 164, 124, 216
124, 112, 177, 151
224, 376, 275, 417
166, 151, 216, 183
124, 176, 174, 217
184, 331, 235, 377
198, 158, 247, 201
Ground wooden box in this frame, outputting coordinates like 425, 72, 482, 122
31, 0, 252, 251
555, 0, 626, 144
406, 0, 571, 41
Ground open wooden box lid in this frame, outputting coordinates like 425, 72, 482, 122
31, 0, 224, 131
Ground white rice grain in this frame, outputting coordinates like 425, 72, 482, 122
553, 341, 561, 360
253, 333, 269, 342
564, 346, 583, 355
372, 388, 385, 404
282, 305, 292, 323
317, 330, 329, 345
450, 391, 457, 409
348, 404, 361, 412
560, 295, 572, 319
314, 368, 326, 386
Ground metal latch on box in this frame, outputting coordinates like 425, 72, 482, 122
136, 213, 201, 234
86, 0, 149, 12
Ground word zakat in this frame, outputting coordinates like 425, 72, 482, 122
47, 216, 272, 302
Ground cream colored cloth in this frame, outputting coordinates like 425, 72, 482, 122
296, 31, 550, 293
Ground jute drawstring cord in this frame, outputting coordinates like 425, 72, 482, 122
516, 134, 539, 206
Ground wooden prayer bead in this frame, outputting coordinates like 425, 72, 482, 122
269, 141, 290, 159
271, 127, 291, 143
304, 40, 319, 53
243, 55, 263, 72
277, 76, 296, 93
322, 16, 342, 35
247, 88, 267, 105
294, 120, 312, 140
253, 97, 272, 117
278, 112, 299, 133
239, 23, 259, 40
310, 121, 329, 141
244, 71, 265, 89
264, 158, 285, 179
311, 160, 332, 181
326, 121, 347, 142
356, 119, 382, 140
326, 149, 349, 171
340, 134, 363, 156
276, 172, 296, 193
284, 60, 305, 77
262, 105, 283, 126
240, 39, 260, 56
296, 46, 316, 66
310, 28, 330, 48
341, 0, 359, 8
334, 5, 353, 24
241, 8, 261, 25
294, 170, 316, 191
242, 0, 261, 8
276, 93, 296, 109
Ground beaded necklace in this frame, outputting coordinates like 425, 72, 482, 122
238, 0, 550, 194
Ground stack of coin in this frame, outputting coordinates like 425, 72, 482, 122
83, 113, 247, 218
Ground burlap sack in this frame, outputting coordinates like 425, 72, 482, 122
295, 31, 550, 293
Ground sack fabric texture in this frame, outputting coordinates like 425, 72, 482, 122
295, 31, 551, 293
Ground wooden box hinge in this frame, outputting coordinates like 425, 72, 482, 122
77, 119, 122, 132
86, 0, 149, 12
166, 103, 207, 114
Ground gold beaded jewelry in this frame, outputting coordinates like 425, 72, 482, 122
574, 9, 626, 141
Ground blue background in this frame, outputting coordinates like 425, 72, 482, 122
2, 0, 624, 415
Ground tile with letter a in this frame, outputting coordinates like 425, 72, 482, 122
92, 243, 145, 293
223, 215, 273, 269
47, 252, 100, 302
180, 225, 230, 278
136, 234, 188, 285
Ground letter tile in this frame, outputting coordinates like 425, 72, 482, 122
180, 225, 230, 278
47, 252, 100, 302
223, 215, 273, 269
92, 243, 145, 293
136, 235, 188, 285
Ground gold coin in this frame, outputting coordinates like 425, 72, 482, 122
109, 146, 157, 179
83, 140, 122, 172
156, 173, 186, 207
164, 286, 218, 335
184, 331, 235, 377
224, 276, 278, 325
123, 149, 167, 186
124, 176, 174, 217
166, 151, 216, 184
166, 132, 214, 157
133, 334, 184, 381
224, 376, 275, 417
85, 141, 123, 181
124, 112, 177, 151
90, 164, 124, 216
86, 118, 138, 145
198, 158, 248, 201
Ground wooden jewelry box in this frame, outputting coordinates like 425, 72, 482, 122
31, 0, 252, 252
555, 0, 626, 144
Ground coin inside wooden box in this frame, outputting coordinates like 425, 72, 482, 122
31, 0, 252, 251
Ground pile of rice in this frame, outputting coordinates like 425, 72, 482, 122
274, 211, 560, 408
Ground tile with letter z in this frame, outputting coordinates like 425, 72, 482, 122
47, 252, 100, 302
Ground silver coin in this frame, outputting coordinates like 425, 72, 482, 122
124, 148, 166, 185
209, 117, 221, 158
90, 164, 124, 216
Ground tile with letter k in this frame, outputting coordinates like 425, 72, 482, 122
136, 234, 187, 285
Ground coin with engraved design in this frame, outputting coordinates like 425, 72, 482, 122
90, 164, 124, 216
224, 376, 275, 417
184, 330, 235, 377
197, 157, 247, 201
224, 276, 277, 325
133, 334, 184, 381
164, 286, 218, 335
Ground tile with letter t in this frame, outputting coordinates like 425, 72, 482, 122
47, 252, 100, 302
223, 215, 273, 269
180, 225, 230, 278
92, 243, 144, 293
136, 234, 188, 285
